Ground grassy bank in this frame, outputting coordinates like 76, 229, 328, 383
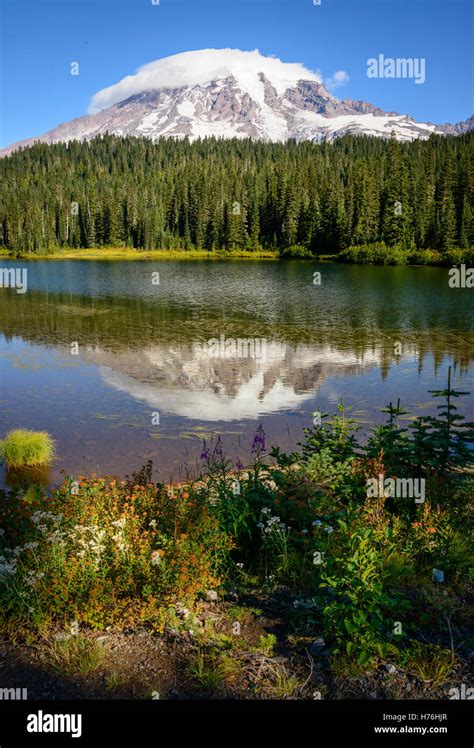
0, 372, 472, 698
4, 247, 279, 261
2, 243, 472, 264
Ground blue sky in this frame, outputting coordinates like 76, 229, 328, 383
0, 0, 472, 147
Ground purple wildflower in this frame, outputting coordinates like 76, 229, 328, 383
212, 436, 223, 459
200, 440, 210, 462
251, 424, 266, 456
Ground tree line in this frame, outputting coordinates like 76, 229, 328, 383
0, 131, 472, 254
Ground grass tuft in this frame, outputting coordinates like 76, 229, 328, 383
46, 637, 104, 678
0, 429, 55, 469
186, 648, 241, 692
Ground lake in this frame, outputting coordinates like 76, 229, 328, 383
0, 259, 473, 485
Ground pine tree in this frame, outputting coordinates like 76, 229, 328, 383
381, 133, 407, 247
0, 131, 471, 254
425, 366, 474, 474
438, 151, 457, 250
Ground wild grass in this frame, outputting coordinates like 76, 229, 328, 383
226, 605, 262, 624
400, 643, 454, 688
15, 247, 278, 261
46, 637, 104, 678
330, 654, 375, 678
186, 648, 241, 692
105, 671, 129, 691
256, 662, 301, 699
253, 633, 277, 656
0, 429, 55, 469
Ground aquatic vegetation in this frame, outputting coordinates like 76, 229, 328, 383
0, 429, 55, 469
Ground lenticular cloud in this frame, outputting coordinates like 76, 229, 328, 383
88, 48, 321, 114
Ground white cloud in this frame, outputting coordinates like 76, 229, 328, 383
88, 48, 322, 113
325, 70, 350, 91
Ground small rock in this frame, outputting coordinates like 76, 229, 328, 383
309, 637, 326, 654
52, 632, 72, 642
385, 664, 397, 675
406, 683, 412, 692
204, 590, 219, 603
432, 568, 445, 583
175, 605, 191, 620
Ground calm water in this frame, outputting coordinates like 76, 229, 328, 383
0, 259, 473, 484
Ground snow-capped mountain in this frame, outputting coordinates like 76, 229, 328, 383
2, 49, 472, 156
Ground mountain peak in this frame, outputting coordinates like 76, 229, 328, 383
2, 48, 473, 157
88, 48, 321, 114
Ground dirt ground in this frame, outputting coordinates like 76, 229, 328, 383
1, 592, 470, 701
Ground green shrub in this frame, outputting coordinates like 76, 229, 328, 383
337, 242, 407, 265
0, 429, 55, 469
0, 477, 232, 636
320, 528, 399, 666
279, 245, 314, 259
444, 248, 474, 266
302, 448, 357, 500
337, 244, 473, 267
406, 248, 443, 265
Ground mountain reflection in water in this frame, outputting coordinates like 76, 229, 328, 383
0, 260, 472, 482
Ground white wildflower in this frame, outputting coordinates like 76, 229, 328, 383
151, 550, 162, 566
24, 542, 39, 551
46, 530, 66, 544
0, 560, 16, 576
111, 518, 126, 529
24, 570, 45, 588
